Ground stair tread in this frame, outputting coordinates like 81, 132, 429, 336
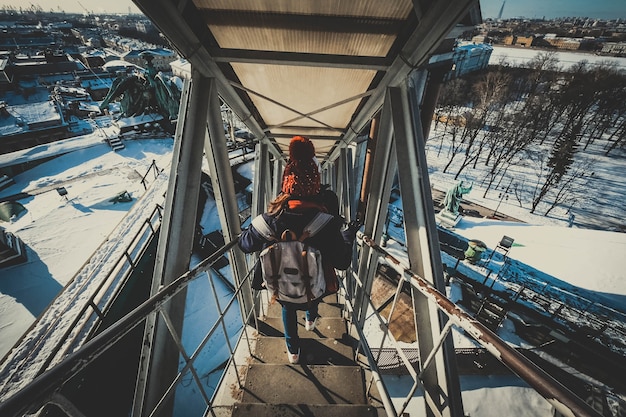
252, 336, 356, 366
229, 403, 381, 417
258, 317, 346, 339
265, 298, 343, 319
241, 363, 366, 405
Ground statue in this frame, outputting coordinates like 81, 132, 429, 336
442, 180, 473, 215
100, 52, 181, 128
437, 180, 473, 227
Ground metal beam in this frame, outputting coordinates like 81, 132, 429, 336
251, 142, 270, 218
354, 90, 396, 326
134, 71, 208, 417
203, 77, 254, 319
199, 10, 402, 35
208, 48, 391, 70
389, 80, 463, 417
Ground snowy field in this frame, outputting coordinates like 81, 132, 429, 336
489, 45, 626, 71
0, 137, 173, 358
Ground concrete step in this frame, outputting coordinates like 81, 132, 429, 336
107, 137, 125, 151
230, 403, 380, 417
252, 336, 355, 366
240, 363, 366, 405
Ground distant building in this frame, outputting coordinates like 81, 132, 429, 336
544, 34, 582, 50
0, 100, 69, 154
471, 35, 492, 44
446, 43, 493, 80
0, 226, 27, 268
503, 35, 534, 47
8, 53, 86, 85
170, 58, 191, 80
76, 71, 118, 100
601, 42, 626, 56
121, 48, 177, 72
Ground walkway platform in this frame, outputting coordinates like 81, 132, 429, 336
210, 293, 385, 417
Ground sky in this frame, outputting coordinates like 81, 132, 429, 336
479, 0, 626, 20
2, 0, 624, 19
0, 0, 141, 14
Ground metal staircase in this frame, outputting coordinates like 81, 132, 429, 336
217, 293, 382, 417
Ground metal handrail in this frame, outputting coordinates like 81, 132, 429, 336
0, 238, 241, 417
0, 165, 167, 393
35, 205, 164, 377
359, 234, 603, 417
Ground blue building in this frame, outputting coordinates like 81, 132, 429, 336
446, 43, 493, 80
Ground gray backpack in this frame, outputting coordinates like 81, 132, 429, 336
251, 212, 333, 304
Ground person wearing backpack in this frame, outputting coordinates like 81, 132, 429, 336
238, 135, 360, 364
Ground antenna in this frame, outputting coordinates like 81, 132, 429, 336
497, 0, 506, 20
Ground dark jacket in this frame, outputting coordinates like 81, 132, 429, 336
238, 204, 354, 272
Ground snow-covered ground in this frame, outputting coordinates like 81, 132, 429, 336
0, 135, 174, 358
489, 45, 626, 71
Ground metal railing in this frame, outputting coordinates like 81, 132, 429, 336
355, 234, 603, 417
0, 238, 246, 417
0, 169, 168, 398
0, 233, 604, 417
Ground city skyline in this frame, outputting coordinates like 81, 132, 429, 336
0, 0, 141, 15
480, 0, 626, 20
0, 0, 624, 20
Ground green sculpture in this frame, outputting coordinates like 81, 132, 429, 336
442, 180, 473, 216
100, 52, 181, 122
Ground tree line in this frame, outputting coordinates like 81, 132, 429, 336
431, 52, 626, 216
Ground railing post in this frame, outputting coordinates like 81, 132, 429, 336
390, 73, 464, 417
202, 77, 254, 326
134, 71, 205, 417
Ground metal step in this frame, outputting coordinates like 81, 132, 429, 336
240, 363, 366, 404
264, 294, 343, 319
208, 292, 387, 417
258, 316, 346, 340
230, 403, 381, 417
252, 336, 355, 366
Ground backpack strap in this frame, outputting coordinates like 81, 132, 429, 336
300, 212, 333, 241
251, 214, 276, 241
299, 243, 315, 303
268, 245, 281, 303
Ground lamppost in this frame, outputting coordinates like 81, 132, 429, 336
492, 178, 513, 218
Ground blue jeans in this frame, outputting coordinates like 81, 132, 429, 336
281, 300, 320, 354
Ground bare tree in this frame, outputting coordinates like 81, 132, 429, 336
543, 160, 593, 217
453, 69, 511, 179
531, 121, 581, 213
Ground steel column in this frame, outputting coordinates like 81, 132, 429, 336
272, 157, 284, 198
354, 90, 397, 326
134, 71, 207, 417
203, 78, 254, 320
389, 80, 463, 417
336, 148, 349, 218
251, 142, 270, 218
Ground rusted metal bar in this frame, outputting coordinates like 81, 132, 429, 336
361, 234, 603, 417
